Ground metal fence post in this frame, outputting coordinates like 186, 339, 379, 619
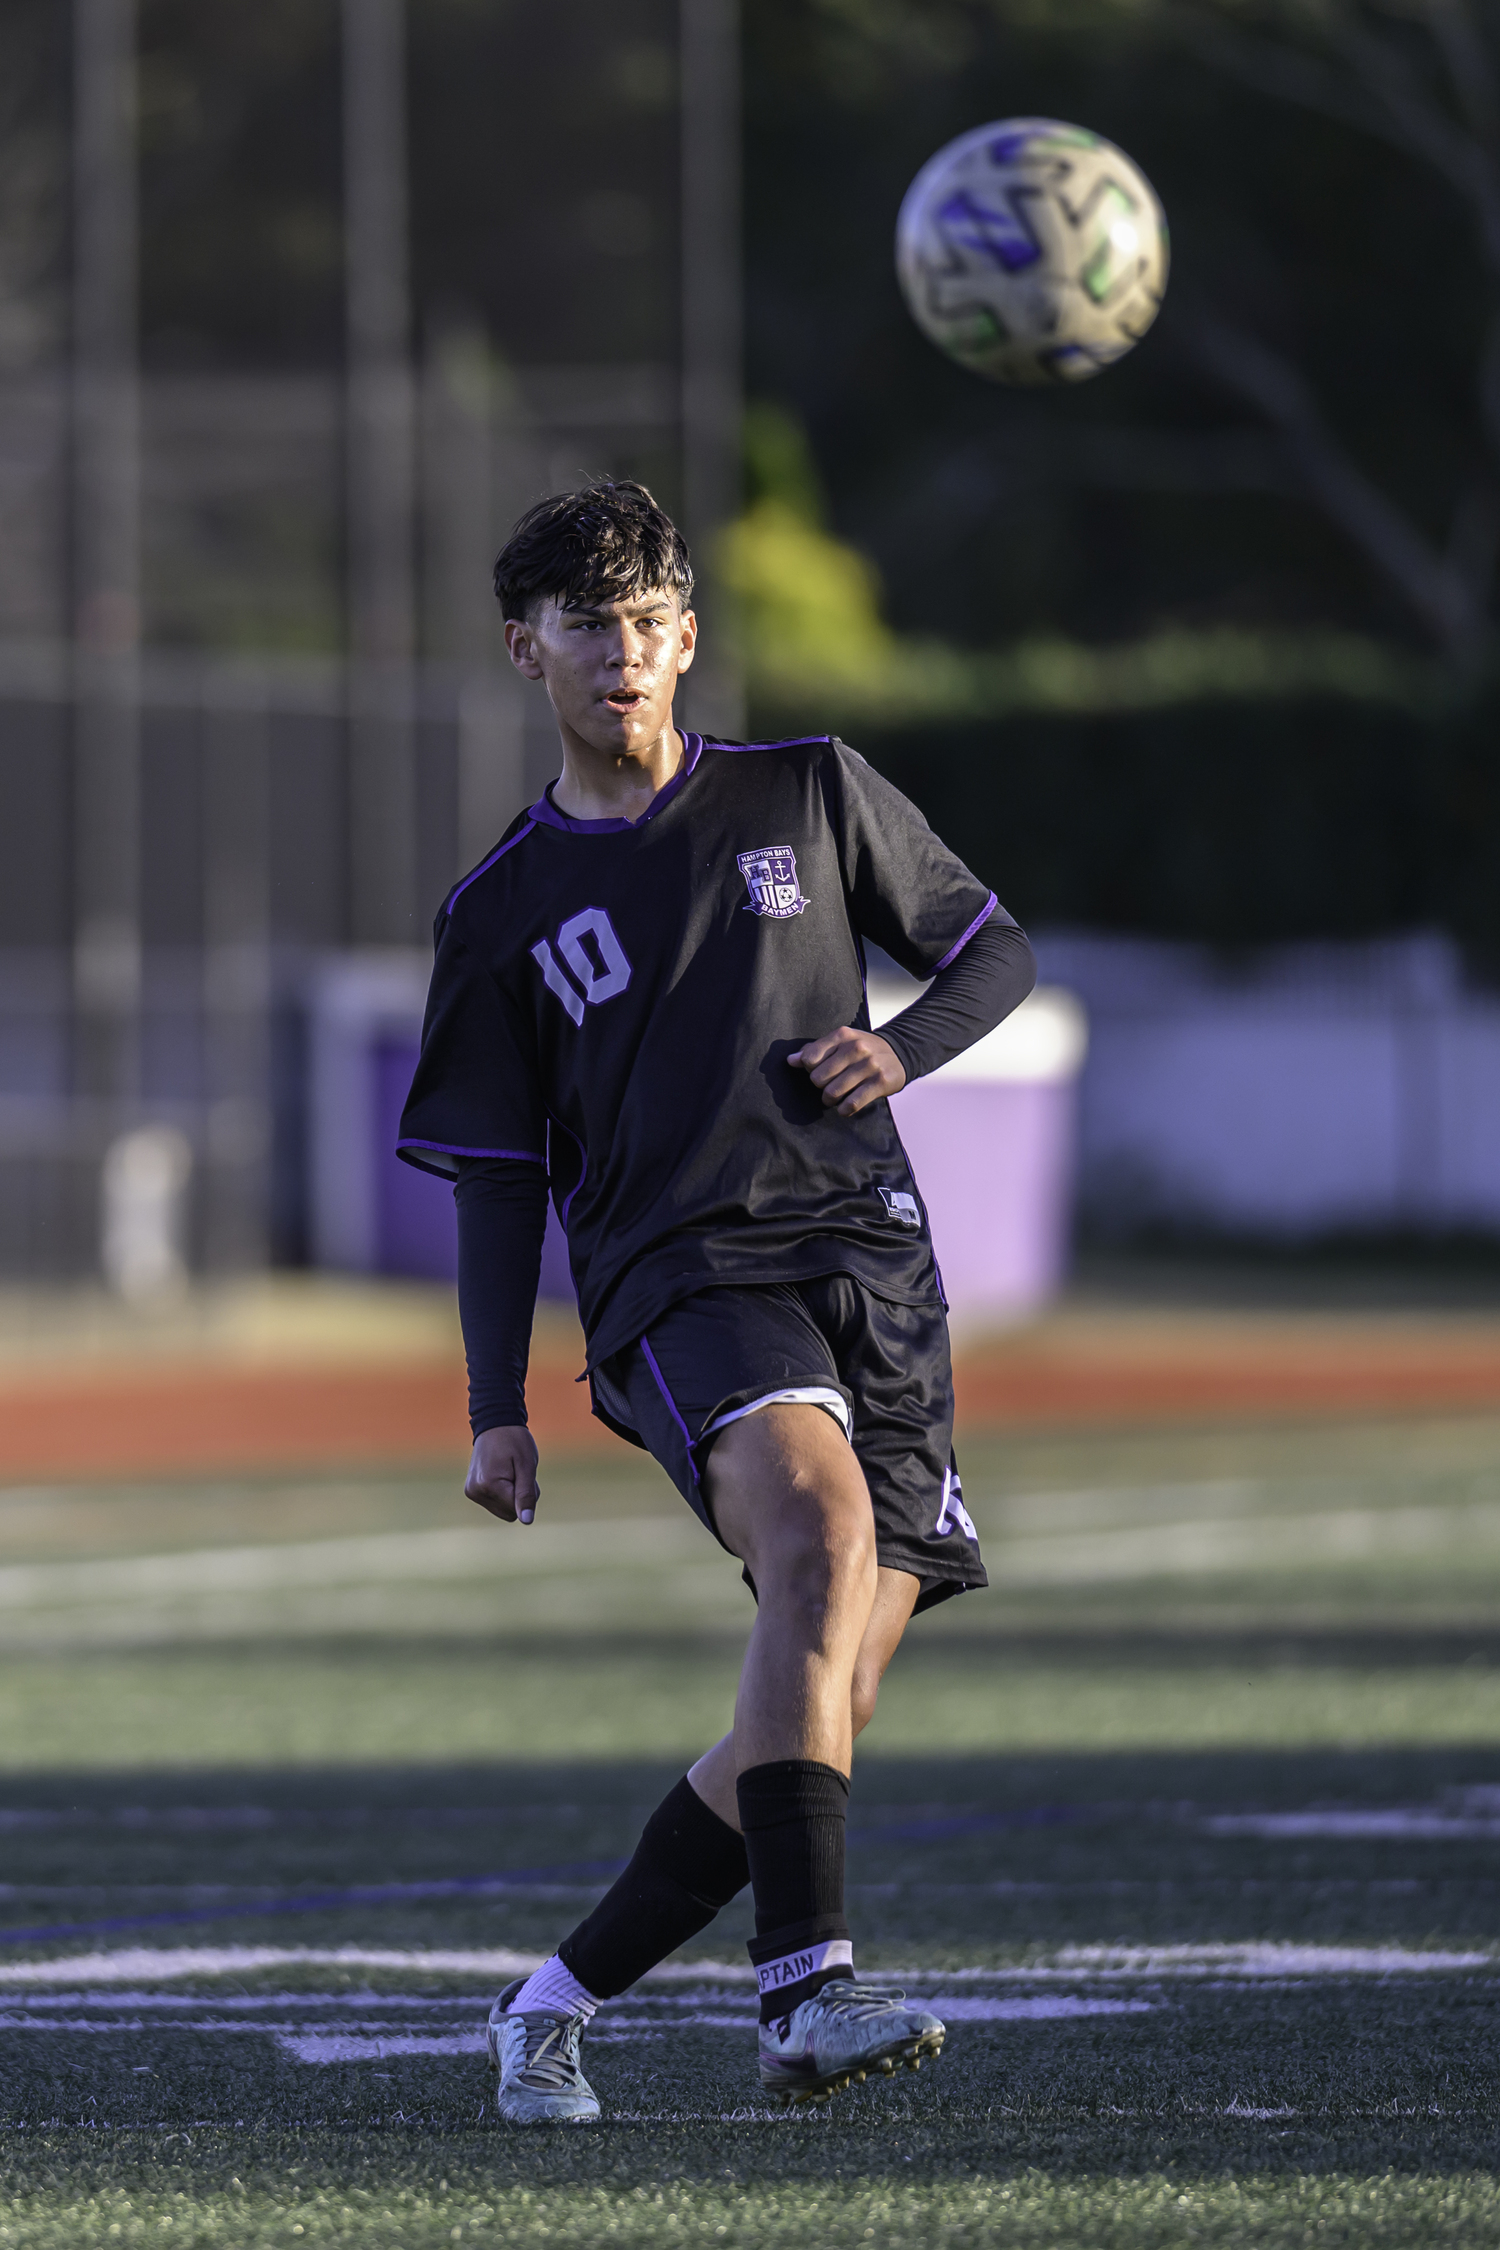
71, 0, 141, 1113
680, 0, 745, 738
343, 0, 418, 945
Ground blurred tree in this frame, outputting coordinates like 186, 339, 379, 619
1174, 0, 1500, 658
722, 396, 1423, 725
719, 400, 894, 682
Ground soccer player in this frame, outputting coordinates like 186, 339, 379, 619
398, 481, 1035, 2121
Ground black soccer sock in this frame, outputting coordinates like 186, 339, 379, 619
556, 1776, 749, 2000
737, 1759, 852, 2024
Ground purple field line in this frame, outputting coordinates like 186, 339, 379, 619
0, 1861, 629, 1949
0, 1810, 1095, 1948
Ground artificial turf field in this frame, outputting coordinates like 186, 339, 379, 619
5, 1413, 1500, 2244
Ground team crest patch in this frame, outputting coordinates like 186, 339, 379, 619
737, 845, 807, 919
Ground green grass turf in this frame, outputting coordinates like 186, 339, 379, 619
6, 2152, 1500, 2248
5, 1416, 1500, 2242
5, 1634, 1500, 1770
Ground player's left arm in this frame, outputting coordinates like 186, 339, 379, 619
790, 741, 1036, 1115
790, 913, 1036, 1115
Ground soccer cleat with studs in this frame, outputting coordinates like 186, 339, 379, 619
756, 1978, 945, 2104
486, 1975, 601, 2126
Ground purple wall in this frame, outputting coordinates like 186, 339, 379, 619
894, 1077, 1078, 1322
374, 1039, 457, 1280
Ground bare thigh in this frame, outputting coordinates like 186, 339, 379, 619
704, 1399, 876, 1593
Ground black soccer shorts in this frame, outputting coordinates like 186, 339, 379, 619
589, 1274, 986, 1615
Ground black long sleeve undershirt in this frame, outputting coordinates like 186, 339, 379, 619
454, 912, 1037, 1438
876, 912, 1036, 1086
454, 1158, 548, 1437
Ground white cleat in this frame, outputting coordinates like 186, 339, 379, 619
486, 1976, 601, 2126
757, 1978, 945, 2104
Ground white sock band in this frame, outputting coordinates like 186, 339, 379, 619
508, 1954, 600, 2022
755, 1936, 854, 1999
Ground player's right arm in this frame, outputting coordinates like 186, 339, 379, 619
454, 1155, 550, 1528
395, 909, 553, 1529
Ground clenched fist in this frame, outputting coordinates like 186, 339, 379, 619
788, 1027, 906, 1117
465, 1425, 540, 1525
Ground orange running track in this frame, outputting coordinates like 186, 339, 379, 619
6, 1314, 1500, 1482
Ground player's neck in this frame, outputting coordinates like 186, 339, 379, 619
551, 722, 686, 824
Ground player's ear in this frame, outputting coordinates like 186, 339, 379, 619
504, 615, 546, 680
675, 605, 697, 674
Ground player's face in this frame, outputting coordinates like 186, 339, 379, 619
505, 590, 697, 758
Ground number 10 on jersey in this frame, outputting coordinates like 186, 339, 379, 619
531, 908, 634, 1027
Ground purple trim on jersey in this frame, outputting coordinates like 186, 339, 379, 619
933, 892, 998, 973
549, 1117, 588, 1228
717, 736, 831, 752
447, 821, 537, 913
529, 734, 705, 834
397, 1139, 546, 1165
639, 1334, 701, 1489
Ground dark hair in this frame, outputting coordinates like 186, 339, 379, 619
493, 480, 694, 621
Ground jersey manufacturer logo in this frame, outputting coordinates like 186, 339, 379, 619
878, 1186, 922, 1229
737, 845, 807, 919
530, 906, 632, 1027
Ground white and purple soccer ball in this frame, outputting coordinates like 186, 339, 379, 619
895, 117, 1169, 386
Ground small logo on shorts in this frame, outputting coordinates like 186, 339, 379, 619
932, 1464, 978, 1544
737, 845, 807, 919
878, 1186, 922, 1229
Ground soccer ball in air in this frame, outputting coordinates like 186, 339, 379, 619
895, 118, 1168, 386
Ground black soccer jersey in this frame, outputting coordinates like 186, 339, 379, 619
397, 733, 998, 1367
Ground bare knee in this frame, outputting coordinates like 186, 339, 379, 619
760, 1506, 876, 1634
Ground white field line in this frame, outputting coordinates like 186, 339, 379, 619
1047, 1943, 1493, 1976
1000, 1501, 1500, 1585
0, 1991, 1157, 2066
7, 1495, 1500, 1628
279, 2032, 514, 2062
1206, 1811, 1500, 1839
0, 1517, 698, 1610
0, 1945, 543, 1987
0, 1996, 1152, 2030
10, 1994, 747, 2015
275, 1998, 1155, 2065
1, 1941, 1493, 1989
1001, 1480, 1263, 1531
